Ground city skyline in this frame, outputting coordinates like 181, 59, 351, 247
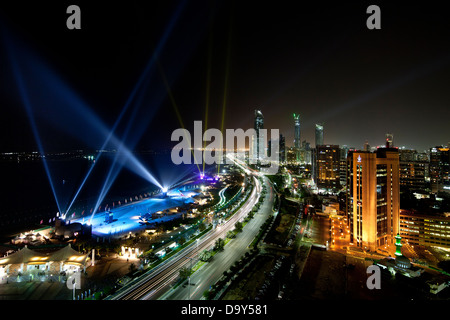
1, 1, 450, 306
0, 1, 449, 154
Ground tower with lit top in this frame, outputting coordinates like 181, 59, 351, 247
293, 113, 300, 149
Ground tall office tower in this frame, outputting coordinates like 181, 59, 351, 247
301, 140, 312, 164
253, 109, 265, 163
346, 147, 400, 251
279, 134, 286, 163
314, 145, 341, 191
293, 113, 301, 149
386, 133, 394, 148
315, 123, 324, 147
399, 149, 428, 192
268, 133, 286, 164
430, 146, 450, 193
339, 145, 350, 186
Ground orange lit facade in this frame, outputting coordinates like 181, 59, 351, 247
346, 148, 400, 251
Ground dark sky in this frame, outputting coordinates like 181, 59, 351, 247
0, 0, 449, 153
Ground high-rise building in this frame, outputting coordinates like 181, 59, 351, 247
286, 147, 297, 164
339, 145, 350, 187
429, 146, 450, 193
279, 134, 286, 163
315, 123, 324, 147
346, 148, 400, 251
268, 133, 286, 164
399, 160, 428, 192
293, 113, 300, 149
400, 210, 450, 248
399, 149, 429, 192
314, 145, 340, 191
300, 140, 312, 164
252, 109, 265, 163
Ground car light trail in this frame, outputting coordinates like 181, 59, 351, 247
108, 175, 261, 300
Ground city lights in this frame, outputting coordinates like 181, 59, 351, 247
1, 1, 450, 309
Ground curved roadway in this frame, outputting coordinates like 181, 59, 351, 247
109, 174, 265, 300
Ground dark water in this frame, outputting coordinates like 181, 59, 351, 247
0, 152, 200, 236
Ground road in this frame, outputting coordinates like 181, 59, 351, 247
162, 175, 274, 300
108, 174, 267, 300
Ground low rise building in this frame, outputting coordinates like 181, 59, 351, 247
399, 210, 450, 248
0, 244, 89, 281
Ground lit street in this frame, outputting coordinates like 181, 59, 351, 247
1, 2, 450, 312
108, 174, 273, 300
162, 176, 274, 300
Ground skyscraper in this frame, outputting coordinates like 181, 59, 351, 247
314, 145, 340, 191
315, 123, 324, 147
279, 134, 286, 163
399, 149, 428, 192
268, 133, 285, 164
430, 146, 450, 193
253, 109, 265, 163
346, 147, 400, 251
293, 113, 300, 149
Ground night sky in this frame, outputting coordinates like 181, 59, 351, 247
1, 0, 449, 153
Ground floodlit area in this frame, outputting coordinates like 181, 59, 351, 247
72, 188, 199, 237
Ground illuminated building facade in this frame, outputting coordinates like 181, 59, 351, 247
430, 146, 450, 193
398, 149, 429, 191
293, 113, 300, 149
279, 134, 286, 163
399, 210, 450, 248
286, 147, 297, 164
346, 148, 400, 251
314, 145, 340, 191
252, 109, 265, 163
399, 160, 428, 191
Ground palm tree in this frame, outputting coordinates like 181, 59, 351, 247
214, 238, 225, 251
199, 249, 212, 262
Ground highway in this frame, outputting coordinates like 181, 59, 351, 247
162, 175, 274, 300
109, 174, 266, 300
